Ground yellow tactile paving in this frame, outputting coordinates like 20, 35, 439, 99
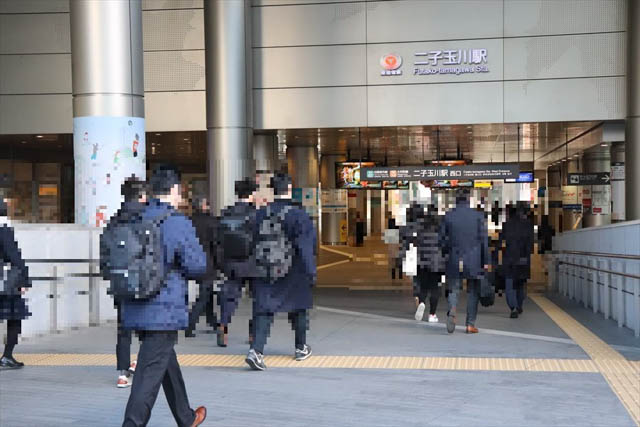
14, 353, 601, 374
531, 295, 640, 426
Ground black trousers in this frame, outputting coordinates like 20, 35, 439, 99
415, 271, 442, 315
187, 280, 217, 332
122, 331, 194, 427
116, 302, 132, 371
2, 319, 21, 358
252, 310, 308, 354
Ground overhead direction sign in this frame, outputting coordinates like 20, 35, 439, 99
362, 163, 519, 181
567, 173, 610, 186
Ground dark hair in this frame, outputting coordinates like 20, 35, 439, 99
0, 198, 7, 217
191, 194, 208, 213
235, 178, 257, 200
121, 175, 147, 203
455, 188, 470, 202
149, 164, 181, 197
270, 173, 292, 196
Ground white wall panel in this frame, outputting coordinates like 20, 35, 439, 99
253, 0, 352, 5
143, 8, 204, 51
142, 0, 203, 10
0, 0, 69, 13
0, 95, 72, 134
145, 91, 206, 131
504, 0, 626, 37
367, 82, 503, 127
366, 0, 503, 43
504, 33, 625, 80
254, 45, 366, 88
504, 77, 625, 123
254, 87, 367, 129
0, 54, 71, 94
144, 50, 205, 92
367, 39, 503, 85
0, 13, 70, 54
253, 2, 365, 47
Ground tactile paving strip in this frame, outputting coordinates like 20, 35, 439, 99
531, 295, 640, 425
13, 353, 599, 373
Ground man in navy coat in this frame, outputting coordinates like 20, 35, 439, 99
120, 165, 207, 427
439, 189, 490, 334
245, 173, 317, 371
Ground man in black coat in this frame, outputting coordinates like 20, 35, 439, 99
0, 196, 31, 369
439, 189, 490, 334
245, 174, 317, 371
499, 203, 535, 318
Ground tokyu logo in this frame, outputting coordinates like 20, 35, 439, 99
380, 54, 402, 76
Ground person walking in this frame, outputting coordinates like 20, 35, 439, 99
402, 203, 446, 323
245, 174, 317, 371
499, 203, 535, 318
439, 189, 490, 334
0, 196, 31, 370
214, 178, 258, 347
111, 176, 147, 388
117, 165, 207, 427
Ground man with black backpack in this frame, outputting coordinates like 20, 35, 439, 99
101, 165, 207, 427
214, 178, 258, 347
245, 173, 317, 371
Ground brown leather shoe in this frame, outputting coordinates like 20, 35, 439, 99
466, 325, 479, 334
191, 406, 207, 427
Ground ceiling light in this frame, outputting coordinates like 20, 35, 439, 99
562, 159, 567, 162
600, 143, 608, 147
36, 135, 43, 138
21, 141, 27, 144
338, 129, 344, 132
183, 138, 189, 141
155, 133, 162, 136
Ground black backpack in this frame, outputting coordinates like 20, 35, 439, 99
479, 274, 496, 307
216, 204, 256, 280
255, 205, 294, 283
99, 211, 172, 300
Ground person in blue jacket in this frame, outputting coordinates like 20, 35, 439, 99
121, 165, 207, 427
245, 173, 317, 371
439, 189, 490, 334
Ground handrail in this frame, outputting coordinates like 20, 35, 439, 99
558, 261, 640, 281
558, 251, 640, 261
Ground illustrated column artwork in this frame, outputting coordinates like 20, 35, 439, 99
73, 117, 146, 227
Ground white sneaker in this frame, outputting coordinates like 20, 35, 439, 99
128, 360, 137, 374
428, 314, 439, 323
117, 374, 132, 388
414, 303, 426, 321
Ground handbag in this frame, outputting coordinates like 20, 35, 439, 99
0, 261, 23, 296
402, 243, 418, 277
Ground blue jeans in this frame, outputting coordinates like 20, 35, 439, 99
447, 278, 481, 326
505, 277, 526, 311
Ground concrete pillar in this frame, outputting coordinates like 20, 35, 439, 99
287, 144, 319, 215
204, 0, 253, 214
582, 149, 611, 228
547, 165, 562, 232
627, 0, 640, 220
70, 0, 146, 226
254, 133, 278, 173
561, 158, 582, 231
611, 141, 625, 222
320, 155, 347, 245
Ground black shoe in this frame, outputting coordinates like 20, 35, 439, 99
0, 356, 24, 369
510, 309, 519, 319
245, 349, 266, 371
517, 307, 523, 314
295, 345, 312, 361
446, 310, 456, 334
184, 328, 196, 338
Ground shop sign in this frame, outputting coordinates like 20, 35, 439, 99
362, 163, 518, 181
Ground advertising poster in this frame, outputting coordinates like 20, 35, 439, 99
336, 162, 379, 189
321, 189, 348, 213
73, 116, 146, 227
591, 185, 611, 215
561, 186, 582, 211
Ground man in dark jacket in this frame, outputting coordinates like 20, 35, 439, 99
439, 189, 490, 334
245, 173, 317, 371
120, 165, 207, 427
112, 176, 147, 388
215, 178, 258, 347
499, 203, 535, 318
0, 196, 31, 369
187, 195, 219, 338
401, 203, 445, 323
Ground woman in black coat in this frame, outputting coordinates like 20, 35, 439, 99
0, 197, 31, 369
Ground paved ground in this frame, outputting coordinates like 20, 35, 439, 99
1, 288, 637, 426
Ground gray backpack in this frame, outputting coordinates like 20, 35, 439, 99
255, 205, 294, 283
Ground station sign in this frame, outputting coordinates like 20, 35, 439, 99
380, 48, 489, 77
567, 173, 610, 186
361, 163, 519, 181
